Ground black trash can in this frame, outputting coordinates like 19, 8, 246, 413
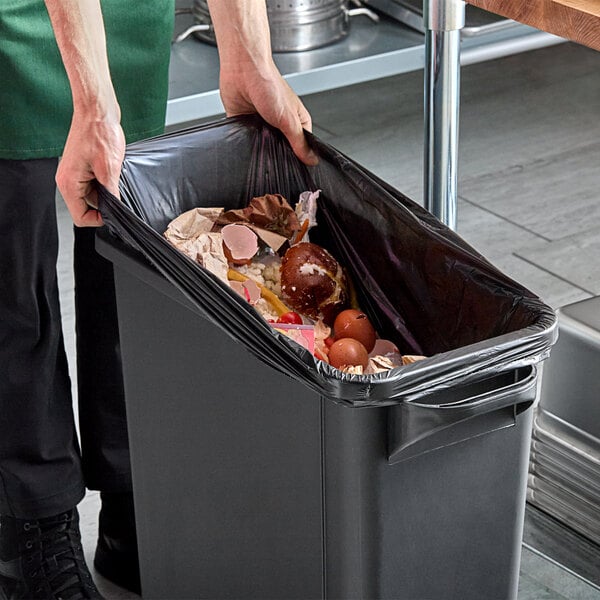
97, 116, 557, 600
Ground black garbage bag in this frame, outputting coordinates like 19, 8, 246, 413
98, 115, 557, 407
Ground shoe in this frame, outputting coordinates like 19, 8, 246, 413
0, 508, 103, 600
93, 493, 140, 595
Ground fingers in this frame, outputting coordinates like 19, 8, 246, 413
285, 128, 319, 166
298, 101, 313, 133
61, 191, 104, 227
279, 102, 319, 167
72, 204, 104, 228
56, 171, 104, 227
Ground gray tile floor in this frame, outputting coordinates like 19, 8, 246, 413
56, 41, 600, 599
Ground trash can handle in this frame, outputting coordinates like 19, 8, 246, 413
387, 366, 537, 464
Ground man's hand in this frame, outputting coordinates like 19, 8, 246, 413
208, 0, 318, 166
57, 113, 125, 227
220, 59, 318, 166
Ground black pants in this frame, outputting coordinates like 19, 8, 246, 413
0, 158, 131, 519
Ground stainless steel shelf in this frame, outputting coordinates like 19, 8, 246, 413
167, 12, 564, 127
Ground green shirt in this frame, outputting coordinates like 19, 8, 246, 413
0, 0, 174, 159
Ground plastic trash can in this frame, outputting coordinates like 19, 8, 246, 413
97, 116, 557, 600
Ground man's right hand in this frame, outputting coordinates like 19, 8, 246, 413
56, 112, 125, 227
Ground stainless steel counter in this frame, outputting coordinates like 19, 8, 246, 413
167, 12, 563, 127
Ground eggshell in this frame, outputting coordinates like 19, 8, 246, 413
242, 278, 262, 305
328, 338, 369, 370
369, 339, 399, 357
368, 339, 404, 368
222, 224, 259, 265
333, 309, 377, 353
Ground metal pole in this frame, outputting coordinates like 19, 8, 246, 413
424, 0, 465, 230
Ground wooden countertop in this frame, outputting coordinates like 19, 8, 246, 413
466, 0, 600, 51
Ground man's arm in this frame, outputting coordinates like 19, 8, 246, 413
47, 0, 317, 228
207, 0, 318, 165
44, 0, 125, 227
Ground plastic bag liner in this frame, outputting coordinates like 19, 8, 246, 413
98, 115, 557, 408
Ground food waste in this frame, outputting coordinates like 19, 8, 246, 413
164, 191, 425, 374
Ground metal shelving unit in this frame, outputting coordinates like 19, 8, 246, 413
167, 12, 563, 127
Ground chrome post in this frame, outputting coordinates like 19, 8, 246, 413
424, 0, 465, 230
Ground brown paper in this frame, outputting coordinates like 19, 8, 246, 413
216, 194, 300, 242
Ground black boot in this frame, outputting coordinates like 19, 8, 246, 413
0, 508, 103, 600
93, 493, 140, 595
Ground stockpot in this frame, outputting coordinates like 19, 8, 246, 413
175, 0, 378, 52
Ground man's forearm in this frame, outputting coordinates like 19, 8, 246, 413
206, 0, 273, 72
206, 0, 316, 164
43, 0, 119, 119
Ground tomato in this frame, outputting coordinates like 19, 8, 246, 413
277, 311, 303, 325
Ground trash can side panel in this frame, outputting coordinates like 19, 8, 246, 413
112, 266, 325, 600
321, 399, 533, 600
322, 404, 387, 600
379, 406, 534, 600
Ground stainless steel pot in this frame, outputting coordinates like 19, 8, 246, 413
176, 0, 378, 52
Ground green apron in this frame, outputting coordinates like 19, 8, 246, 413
0, 0, 174, 159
